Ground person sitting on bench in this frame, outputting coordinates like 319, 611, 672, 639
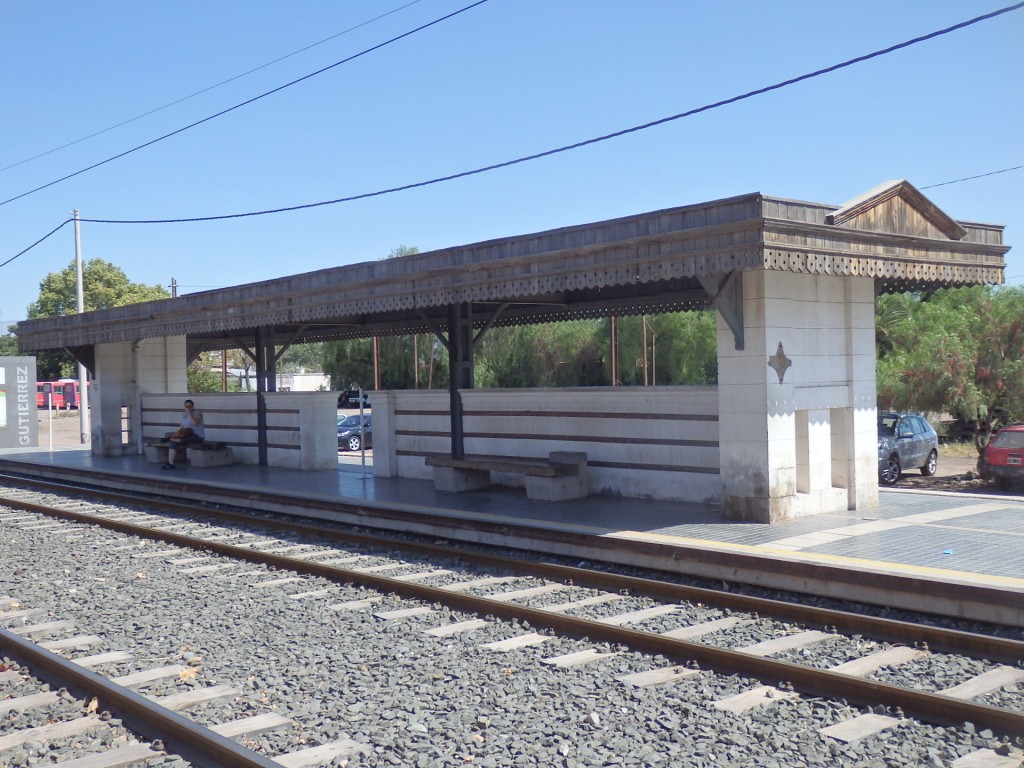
163, 399, 205, 469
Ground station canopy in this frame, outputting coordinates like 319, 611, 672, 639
16, 180, 1009, 362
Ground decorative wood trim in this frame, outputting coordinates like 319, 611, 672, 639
825, 179, 968, 241
15, 184, 1006, 352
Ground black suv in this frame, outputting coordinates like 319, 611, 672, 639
877, 412, 938, 485
337, 390, 370, 409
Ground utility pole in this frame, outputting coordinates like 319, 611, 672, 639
73, 210, 91, 444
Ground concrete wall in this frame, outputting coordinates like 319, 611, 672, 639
717, 271, 878, 522
140, 392, 337, 470
92, 337, 187, 456
92, 341, 135, 456
373, 386, 720, 504
93, 337, 335, 469
88, 269, 881, 519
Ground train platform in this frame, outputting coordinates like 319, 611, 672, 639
1, 445, 1022, 626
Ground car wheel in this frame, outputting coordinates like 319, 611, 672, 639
880, 454, 901, 485
920, 450, 937, 476
346, 435, 362, 452
995, 477, 1012, 491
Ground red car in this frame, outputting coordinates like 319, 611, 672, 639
985, 424, 1024, 490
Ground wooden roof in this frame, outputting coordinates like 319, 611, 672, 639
15, 181, 1008, 354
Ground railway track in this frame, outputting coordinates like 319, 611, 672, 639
1, 478, 1023, 766
1, 622, 299, 767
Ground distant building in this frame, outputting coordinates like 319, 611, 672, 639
229, 368, 331, 392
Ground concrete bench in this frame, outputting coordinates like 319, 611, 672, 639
425, 452, 588, 502
143, 442, 173, 464
186, 442, 234, 467
143, 440, 233, 467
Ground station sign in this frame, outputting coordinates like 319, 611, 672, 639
0, 357, 38, 448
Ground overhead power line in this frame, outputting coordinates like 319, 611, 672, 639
0, 218, 71, 270
5, 159, 1021, 270
921, 164, 1024, 189
74, 1, 1024, 226
3, 3, 1023, 268
0, 1, 425, 176
0, 0, 490, 209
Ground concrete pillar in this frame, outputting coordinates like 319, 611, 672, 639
843, 278, 880, 511
92, 341, 134, 456
92, 336, 187, 456
717, 270, 878, 522
371, 391, 396, 477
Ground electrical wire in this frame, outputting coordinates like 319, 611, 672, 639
920, 164, 1024, 190
0, 219, 72, 270
6, 158, 1021, 269
0, 1, 425, 176
71, 1, 1024, 226
0, 0, 490, 209
3, 2, 1022, 266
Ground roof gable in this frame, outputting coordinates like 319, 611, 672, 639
825, 179, 967, 241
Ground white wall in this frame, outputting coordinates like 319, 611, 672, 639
717, 271, 878, 521
141, 391, 337, 470
92, 337, 187, 456
92, 341, 135, 456
373, 386, 720, 504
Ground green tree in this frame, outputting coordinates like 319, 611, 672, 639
388, 245, 419, 259
187, 358, 224, 393
476, 322, 608, 388
279, 342, 325, 374
0, 330, 19, 356
187, 349, 253, 392
658, 311, 718, 385
876, 286, 1024, 452
28, 258, 168, 318
323, 338, 376, 392
595, 312, 717, 387
27, 258, 170, 379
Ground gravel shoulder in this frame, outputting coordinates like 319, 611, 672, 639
36, 410, 88, 447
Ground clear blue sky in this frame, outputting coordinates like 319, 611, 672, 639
2, 1, 1021, 330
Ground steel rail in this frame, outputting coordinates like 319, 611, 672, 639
2, 464, 1020, 629
3, 492, 1023, 738
0, 627, 282, 768
0, 479, 1020, 665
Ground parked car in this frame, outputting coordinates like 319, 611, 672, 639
337, 390, 370, 409
984, 423, 1024, 490
877, 412, 938, 485
337, 414, 371, 452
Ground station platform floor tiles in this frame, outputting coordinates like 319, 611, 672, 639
0, 446, 1022, 593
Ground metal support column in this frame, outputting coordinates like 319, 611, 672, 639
254, 326, 277, 467
447, 303, 474, 459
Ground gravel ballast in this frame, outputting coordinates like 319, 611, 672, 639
1, 500, 1021, 767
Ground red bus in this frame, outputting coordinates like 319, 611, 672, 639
37, 382, 64, 409
36, 380, 88, 409
58, 380, 85, 409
